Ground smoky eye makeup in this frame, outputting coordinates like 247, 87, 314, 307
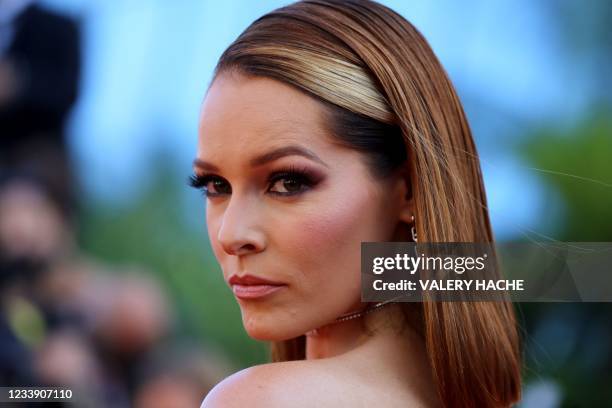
188, 164, 325, 198
266, 164, 324, 196
188, 173, 231, 197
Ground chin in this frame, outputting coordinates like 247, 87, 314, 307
242, 317, 305, 341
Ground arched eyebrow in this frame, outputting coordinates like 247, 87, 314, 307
193, 145, 329, 171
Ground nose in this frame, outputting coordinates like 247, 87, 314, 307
216, 194, 266, 256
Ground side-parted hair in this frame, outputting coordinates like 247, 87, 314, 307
212, 1, 522, 406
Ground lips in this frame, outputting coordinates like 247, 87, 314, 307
228, 274, 287, 300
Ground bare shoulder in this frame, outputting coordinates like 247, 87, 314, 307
201, 357, 435, 408
200, 359, 344, 408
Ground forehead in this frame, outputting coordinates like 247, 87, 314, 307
198, 73, 333, 155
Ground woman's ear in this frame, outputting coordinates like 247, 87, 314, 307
394, 165, 415, 224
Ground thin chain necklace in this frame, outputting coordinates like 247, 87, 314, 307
305, 299, 396, 336
334, 299, 396, 322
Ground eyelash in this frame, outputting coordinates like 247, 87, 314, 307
188, 165, 319, 198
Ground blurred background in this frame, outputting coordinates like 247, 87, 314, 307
0, 0, 610, 406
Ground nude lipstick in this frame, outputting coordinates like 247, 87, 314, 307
228, 274, 286, 300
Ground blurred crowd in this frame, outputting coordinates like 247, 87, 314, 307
0, 2, 229, 406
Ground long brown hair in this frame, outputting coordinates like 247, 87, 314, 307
211, 0, 522, 406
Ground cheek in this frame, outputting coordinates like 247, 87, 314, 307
279, 188, 380, 287
300, 203, 360, 250
205, 207, 226, 265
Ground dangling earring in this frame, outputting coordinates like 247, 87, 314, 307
410, 215, 418, 242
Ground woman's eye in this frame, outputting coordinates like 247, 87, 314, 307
268, 173, 312, 196
189, 174, 231, 196
207, 178, 231, 195
189, 169, 315, 198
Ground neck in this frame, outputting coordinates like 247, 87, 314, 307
304, 304, 441, 407
305, 302, 405, 360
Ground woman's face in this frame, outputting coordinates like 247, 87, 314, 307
195, 72, 409, 340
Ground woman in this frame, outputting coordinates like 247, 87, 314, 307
191, 0, 522, 406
